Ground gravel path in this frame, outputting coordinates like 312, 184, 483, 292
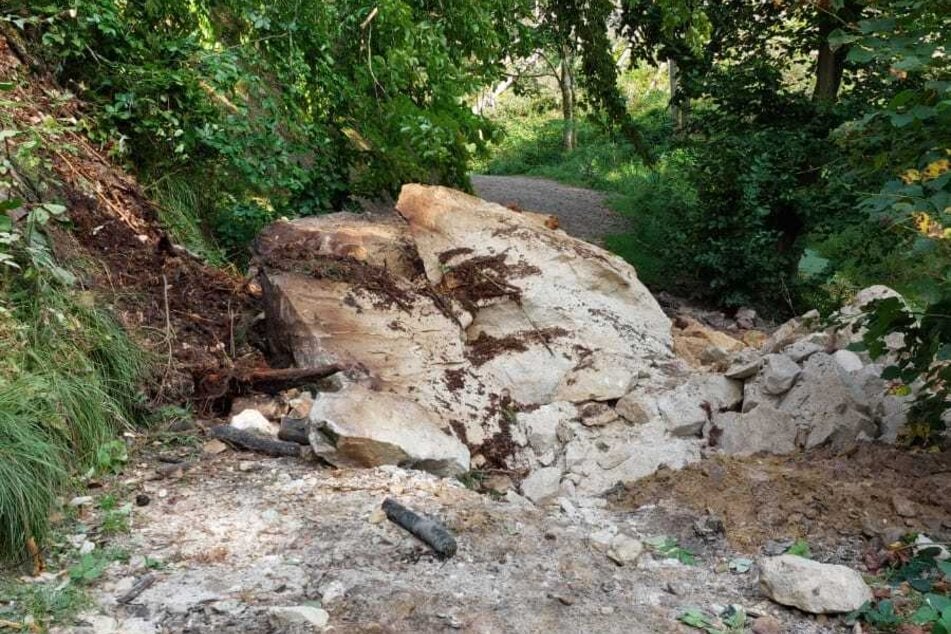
472, 174, 630, 244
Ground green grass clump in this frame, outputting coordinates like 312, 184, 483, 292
0, 284, 145, 562
147, 172, 228, 267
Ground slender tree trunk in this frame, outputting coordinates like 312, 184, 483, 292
668, 58, 688, 132
560, 50, 576, 152
812, 2, 856, 104
813, 40, 846, 104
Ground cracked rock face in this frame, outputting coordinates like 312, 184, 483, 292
256, 185, 674, 477
255, 184, 908, 487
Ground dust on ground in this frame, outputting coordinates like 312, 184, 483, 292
53, 444, 848, 634
471, 174, 630, 245
618, 445, 951, 551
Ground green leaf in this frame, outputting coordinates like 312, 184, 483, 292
0, 198, 22, 215
41, 203, 67, 216
848, 47, 877, 63
0, 81, 14, 91
30, 208, 50, 226
828, 29, 859, 50
893, 56, 924, 72
678, 608, 722, 634
786, 539, 811, 558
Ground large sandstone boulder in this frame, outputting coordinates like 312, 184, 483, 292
256, 185, 675, 477
396, 185, 672, 406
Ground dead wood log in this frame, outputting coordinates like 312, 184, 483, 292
278, 417, 310, 445
239, 365, 342, 394
209, 425, 303, 458
194, 364, 342, 414
381, 498, 457, 559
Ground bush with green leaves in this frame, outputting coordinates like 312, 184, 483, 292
4, 0, 532, 261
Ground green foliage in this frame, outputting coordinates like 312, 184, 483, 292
94, 440, 128, 475
786, 538, 812, 559
847, 550, 951, 632
5, 0, 532, 261
0, 82, 146, 562
678, 606, 745, 634
0, 575, 89, 625
645, 535, 696, 565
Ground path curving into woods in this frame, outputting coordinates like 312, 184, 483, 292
471, 174, 630, 244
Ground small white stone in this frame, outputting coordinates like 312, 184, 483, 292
833, 349, 864, 373
606, 533, 643, 565
230, 409, 278, 437
268, 605, 330, 630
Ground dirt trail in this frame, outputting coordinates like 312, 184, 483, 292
471, 175, 630, 244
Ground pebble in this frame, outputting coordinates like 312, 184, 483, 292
751, 615, 782, 634
202, 439, 228, 455
606, 533, 643, 566
891, 493, 917, 518
268, 605, 329, 630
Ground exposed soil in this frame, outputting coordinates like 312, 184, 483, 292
465, 328, 569, 367
471, 174, 631, 245
0, 35, 262, 403
618, 445, 951, 551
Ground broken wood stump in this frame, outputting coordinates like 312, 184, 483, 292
382, 497, 457, 559
194, 364, 342, 413
277, 417, 310, 445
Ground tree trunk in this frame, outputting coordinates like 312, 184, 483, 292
812, 3, 857, 104
668, 58, 688, 132
559, 50, 576, 152
813, 40, 846, 104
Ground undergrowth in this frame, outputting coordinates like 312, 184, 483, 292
0, 75, 147, 563
0, 285, 145, 561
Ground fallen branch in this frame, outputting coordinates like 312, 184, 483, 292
116, 573, 157, 604
209, 425, 304, 458
237, 365, 343, 394
382, 498, 457, 559
193, 364, 343, 413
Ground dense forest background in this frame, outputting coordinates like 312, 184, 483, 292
0, 0, 949, 595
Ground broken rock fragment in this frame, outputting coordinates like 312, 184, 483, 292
308, 384, 470, 476
759, 555, 872, 614
761, 354, 801, 395
655, 375, 742, 437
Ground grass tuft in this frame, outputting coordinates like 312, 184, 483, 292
0, 283, 145, 562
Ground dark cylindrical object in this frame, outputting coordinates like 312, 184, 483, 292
209, 425, 303, 457
381, 497, 457, 559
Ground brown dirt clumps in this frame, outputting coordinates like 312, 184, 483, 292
465, 328, 568, 367
617, 445, 951, 550
0, 36, 262, 403
437, 247, 474, 264
437, 253, 540, 314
